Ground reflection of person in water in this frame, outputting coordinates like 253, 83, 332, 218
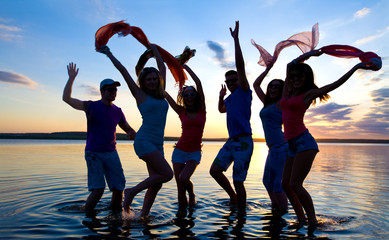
63, 62, 136, 216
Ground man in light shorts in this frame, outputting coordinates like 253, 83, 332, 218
63, 62, 136, 216
209, 69, 253, 209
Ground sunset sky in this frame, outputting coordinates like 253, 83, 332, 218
0, 0, 388, 139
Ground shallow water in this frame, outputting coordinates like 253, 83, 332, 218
0, 139, 388, 239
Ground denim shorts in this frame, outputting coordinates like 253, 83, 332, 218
287, 130, 319, 157
134, 139, 164, 158
171, 148, 201, 164
263, 142, 288, 192
85, 150, 125, 191
213, 135, 254, 182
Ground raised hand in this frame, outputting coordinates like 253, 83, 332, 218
67, 62, 79, 79
220, 84, 227, 98
229, 21, 239, 39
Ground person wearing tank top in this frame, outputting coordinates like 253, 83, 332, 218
253, 60, 289, 217
101, 44, 173, 218
165, 64, 206, 217
281, 49, 378, 233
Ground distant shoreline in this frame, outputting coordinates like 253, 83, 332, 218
1, 132, 388, 144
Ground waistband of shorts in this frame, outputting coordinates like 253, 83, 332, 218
288, 129, 309, 142
268, 141, 288, 149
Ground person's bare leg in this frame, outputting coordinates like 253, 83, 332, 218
179, 160, 198, 206
282, 156, 306, 222
173, 162, 189, 208
123, 151, 173, 213
210, 163, 237, 204
289, 150, 318, 225
140, 183, 162, 217
233, 180, 246, 209
110, 189, 123, 212
85, 189, 104, 216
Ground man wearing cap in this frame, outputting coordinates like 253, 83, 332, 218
63, 62, 136, 216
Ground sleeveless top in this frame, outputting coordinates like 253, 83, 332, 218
175, 109, 206, 152
224, 86, 252, 138
280, 94, 308, 140
260, 103, 286, 146
135, 95, 169, 145
84, 100, 126, 152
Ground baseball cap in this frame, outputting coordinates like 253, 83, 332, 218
100, 79, 121, 89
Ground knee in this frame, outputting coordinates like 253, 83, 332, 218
161, 168, 174, 183
281, 180, 290, 193
93, 188, 105, 196
288, 181, 301, 191
178, 175, 190, 184
209, 164, 221, 178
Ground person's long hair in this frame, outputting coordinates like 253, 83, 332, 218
287, 62, 330, 105
137, 67, 165, 99
264, 79, 284, 106
177, 85, 202, 112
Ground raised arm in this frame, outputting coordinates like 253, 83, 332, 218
150, 44, 166, 90
304, 62, 370, 104
100, 46, 143, 100
218, 84, 227, 113
253, 64, 273, 103
284, 49, 323, 98
63, 62, 85, 111
165, 90, 183, 114
183, 64, 205, 110
230, 21, 249, 91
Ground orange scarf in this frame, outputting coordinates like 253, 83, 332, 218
95, 21, 187, 88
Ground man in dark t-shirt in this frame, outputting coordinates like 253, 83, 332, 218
63, 62, 136, 216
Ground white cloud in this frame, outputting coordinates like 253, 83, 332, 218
0, 24, 21, 32
0, 33, 22, 41
354, 8, 370, 19
354, 27, 389, 46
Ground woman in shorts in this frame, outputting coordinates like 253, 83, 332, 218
101, 44, 173, 218
165, 64, 206, 217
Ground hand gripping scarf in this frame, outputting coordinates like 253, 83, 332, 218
251, 23, 319, 67
95, 21, 187, 88
319, 45, 382, 71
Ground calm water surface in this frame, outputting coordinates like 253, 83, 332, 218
0, 139, 388, 239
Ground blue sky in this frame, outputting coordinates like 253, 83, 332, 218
0, 0, 388, 139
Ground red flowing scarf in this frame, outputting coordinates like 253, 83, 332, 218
252, 23, 319, 67
320, 45, 382, 70
95, 21, 187, 88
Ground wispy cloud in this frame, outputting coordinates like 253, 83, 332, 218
370, 87, 389, 102
206, 40, 234, 69
307, 88, 389, 138
353, 8, 370, 19
354, 26, 389, 46
0, 23, 23, 42
0, 24, 21, 32
0, 33, 22, 41
0, 71, 37, 88
306, 102, 355, 123
80, 84, 100, 97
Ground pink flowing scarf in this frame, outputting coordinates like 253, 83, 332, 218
320, 45, 382, 70
95, 21, 187, 88
251, 23, 319, 67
